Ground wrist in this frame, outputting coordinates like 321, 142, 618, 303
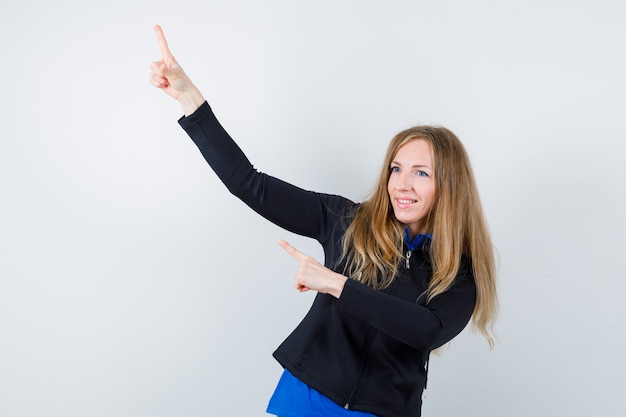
329, 274, 348, 299
177, 86, 205, 116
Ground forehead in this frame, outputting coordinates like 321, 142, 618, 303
393, 139, 433, 165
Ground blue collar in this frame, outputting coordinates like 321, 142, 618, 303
403, 227, 432, 251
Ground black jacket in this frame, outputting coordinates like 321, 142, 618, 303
179, 102, 477, 417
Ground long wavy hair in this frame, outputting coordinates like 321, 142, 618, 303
340, 126, 498, 347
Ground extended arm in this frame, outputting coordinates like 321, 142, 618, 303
279, 241, 476, 350
150, 26, 353, 241
337, 275, 476, 350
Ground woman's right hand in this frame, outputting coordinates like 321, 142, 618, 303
149, 25, 205, 116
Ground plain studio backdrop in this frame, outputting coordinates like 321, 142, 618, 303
1, 1, 624, 416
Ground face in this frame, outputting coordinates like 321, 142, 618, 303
387, 139, 436, 236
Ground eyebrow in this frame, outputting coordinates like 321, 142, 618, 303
390, 161, 432, 169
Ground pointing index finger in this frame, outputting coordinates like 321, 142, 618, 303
154, 24, 173, 61
278, 240, 303, 260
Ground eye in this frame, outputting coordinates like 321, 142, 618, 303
390, 166, 400, 173
416, 170, 429, 177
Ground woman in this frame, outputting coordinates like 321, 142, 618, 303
149, 25, 497, 417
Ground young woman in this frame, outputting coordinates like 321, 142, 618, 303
149, 25, 497, 417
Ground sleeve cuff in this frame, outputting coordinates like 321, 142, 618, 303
177, 101, 211, 127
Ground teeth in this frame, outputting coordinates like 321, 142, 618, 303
398, 199, 416, 204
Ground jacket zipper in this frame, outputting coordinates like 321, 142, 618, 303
405, 250, 412, 269
344, 328, 378, 409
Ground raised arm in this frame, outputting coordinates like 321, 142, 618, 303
149, 25, 205, 116
149, 26, 355, 242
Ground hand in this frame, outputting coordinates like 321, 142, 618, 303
149, 24, 205, 115
278, 240, 348, 298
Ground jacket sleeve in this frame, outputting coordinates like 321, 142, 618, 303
336, 266, 477, 350
177, 102, 351, 241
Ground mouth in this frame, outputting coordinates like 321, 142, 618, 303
395, 198, 417, 208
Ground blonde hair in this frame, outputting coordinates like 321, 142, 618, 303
341, 126, 498, 347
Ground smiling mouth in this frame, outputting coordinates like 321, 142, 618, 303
396, 198, 417, 207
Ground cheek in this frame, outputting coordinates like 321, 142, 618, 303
429, 185, 437, 199
428, 187, 437, 209
423, 184, 437, 207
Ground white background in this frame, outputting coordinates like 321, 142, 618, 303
1, 1, 625, 416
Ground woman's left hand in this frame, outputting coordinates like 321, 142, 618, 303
149, 25, 205, 116
278, 240, 348, 298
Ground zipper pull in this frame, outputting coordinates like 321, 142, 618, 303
405, 250, 412, 269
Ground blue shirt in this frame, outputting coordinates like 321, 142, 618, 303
267, 369, 379, 417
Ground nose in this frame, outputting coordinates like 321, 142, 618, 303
395, 172, 412, 190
